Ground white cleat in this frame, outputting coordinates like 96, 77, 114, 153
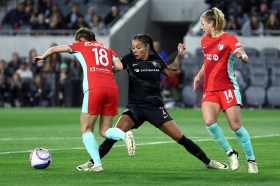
248, 160, 258, 173
206, 160, 229, 169
228, 150, 239, 171
85, 165, 104, 172
125, 131, 136, 156
76, 161, 94, 171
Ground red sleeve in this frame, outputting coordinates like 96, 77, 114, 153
228, 35, 243, 53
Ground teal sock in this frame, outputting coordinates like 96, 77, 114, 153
82, 132, 102, 166
105, 128, 125, 140
206, 123, 232, 153
234, 126, 255, 160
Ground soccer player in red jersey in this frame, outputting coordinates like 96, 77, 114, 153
193, 7, 258, 173
33, 27, 135, 171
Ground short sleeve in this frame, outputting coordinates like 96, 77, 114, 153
229, 35, 243, 53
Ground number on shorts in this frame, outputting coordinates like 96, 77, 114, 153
223, 90, 233, 102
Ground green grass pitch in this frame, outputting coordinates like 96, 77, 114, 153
0, 108, 279, 186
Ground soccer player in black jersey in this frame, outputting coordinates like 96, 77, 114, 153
77, 33, 228, 171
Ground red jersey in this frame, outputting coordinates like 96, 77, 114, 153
201, 33, 242, 91
67, 41, 119, 93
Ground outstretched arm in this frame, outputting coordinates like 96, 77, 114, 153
33, 45, 70, 63
162, 43, 186, 77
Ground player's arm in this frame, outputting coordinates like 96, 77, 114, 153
33, 45, 70, 63
193, 64, 204, 91
234, 48, 249, 63
162, 43, 186, 77
112, 58, 123, 73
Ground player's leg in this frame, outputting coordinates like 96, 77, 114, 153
97, 88, 125, 140
77, 114, 136, 171
99, 115, 125, 140
225, 105, 258, 173
99, 114, 135, 156
203, 101, 238, 170
159, 120, 228, 169
80, 112, 103, 171
100, 115, 135, 158
78, 89, 104, 171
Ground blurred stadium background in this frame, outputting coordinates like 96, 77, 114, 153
0, 0, 280, 109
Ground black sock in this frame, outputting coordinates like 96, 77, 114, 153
178, 135, 210, 165
90, 138, 117, 164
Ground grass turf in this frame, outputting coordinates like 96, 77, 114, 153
0, 108, 279, 186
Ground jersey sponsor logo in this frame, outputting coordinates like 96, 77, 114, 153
164, 115, 169, 119
204, 54, 212, 60
132, 63, 138, 66
90, 67, 111, 74
134, 69, 139, 72
218, 44, 224, 50
140, 69, 159, 72
213, 54, 219, 61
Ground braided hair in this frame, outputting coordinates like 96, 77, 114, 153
130, 33, 163, 61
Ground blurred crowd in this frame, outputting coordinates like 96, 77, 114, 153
0, 43, 84, 107
0, 0, 133, 35
205, 0, 280, 36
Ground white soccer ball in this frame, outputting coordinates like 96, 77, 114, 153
29, 148, 51, 169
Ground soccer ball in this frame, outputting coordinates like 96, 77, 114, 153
29, 148, 51, 169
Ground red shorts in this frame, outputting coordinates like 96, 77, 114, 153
82, 88, 118, 116
202, 89, 242, 111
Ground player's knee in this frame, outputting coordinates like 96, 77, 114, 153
230, 122, 242, 132
204, 119, 217, 126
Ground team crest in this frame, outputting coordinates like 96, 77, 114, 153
218, 44, 224, 50
152, 61, 159, 67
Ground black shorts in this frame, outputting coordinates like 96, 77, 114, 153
122, 104, 173, 129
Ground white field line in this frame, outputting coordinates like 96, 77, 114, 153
0, 134, 279, 155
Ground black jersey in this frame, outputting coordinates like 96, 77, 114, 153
121, 54, 167, 106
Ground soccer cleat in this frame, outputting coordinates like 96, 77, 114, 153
76, 161, 94, 171
228, 150, 239, 171
85, 165, 104, 172
125, 131, 136, 156
248, 160, 258, 173
206, 160, 229, 169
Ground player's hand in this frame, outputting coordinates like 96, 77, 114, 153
233, 49, 242, 59
193, 76, 200, 91
33, 56, 44, 64
178, 43, 186, 56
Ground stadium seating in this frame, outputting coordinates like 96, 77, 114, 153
260, 47, 280, 69
181, 85, 196, 107
245, 86, 266, 108
266, 86, 280, 107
